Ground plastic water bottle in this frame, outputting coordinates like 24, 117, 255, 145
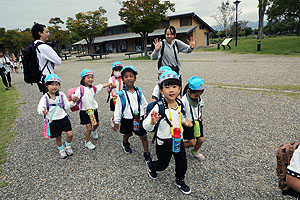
133, 110, 140, 132
172, 128, 181, 153
43, 119, 51, 139
194, 120, 200, 137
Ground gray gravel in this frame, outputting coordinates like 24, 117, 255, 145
0, 52, 300, 199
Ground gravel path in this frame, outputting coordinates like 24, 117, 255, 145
0, 52, 299, 199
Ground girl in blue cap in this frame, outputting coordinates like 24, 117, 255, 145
37, 74, 78, 159
181, 76, 206, 160
74, 69, 111, 150
108, 61, 124, 127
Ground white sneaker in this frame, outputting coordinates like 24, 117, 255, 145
65, 146, 73, 156
91, 130, 98, 140
111, 117, 115, 128
192, 151, 205, 161
59, 149, 67, 159
85, 141, 96, 150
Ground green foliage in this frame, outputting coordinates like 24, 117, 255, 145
48, 17, 70, 52
0, 84, 19, 187
66, 7, 108, 53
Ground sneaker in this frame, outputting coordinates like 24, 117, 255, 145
122, 142, 132, 153
192, 151, 205, 161
65, 146, 73, 156
5, 87, 10, 90
85, 141, 96, 150
111, 117, 115, 128
91, 130, 98, 140
175, 179, 191, 195
59, 149, 67, 159
9, 83, 12, 88
144, 152, 152, 162
146, 161, 157, 179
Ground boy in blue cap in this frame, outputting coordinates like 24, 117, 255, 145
143, 70, 193, 195
113, 65, 151, 162
181, 76, 206, 160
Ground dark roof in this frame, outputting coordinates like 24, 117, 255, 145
169, 12, 214, 32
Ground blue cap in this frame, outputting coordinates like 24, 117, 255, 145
121, 65, 138, 76
159, 70, 179, 85
188, 76, 206, 90
80, 69, 94, 78
45, 74, 61, 83
158, 66, 172, 74
112, 61, 123, 69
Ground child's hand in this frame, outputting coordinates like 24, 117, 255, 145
72, 96, 79, 102
200, 116, 203, 122
114, 124, 119, 132
42, 109, 48, 115
184, 119, 193, 127
111, 83, 116, 88
150, 111, 161, 125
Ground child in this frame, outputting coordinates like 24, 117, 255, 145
151, 66, 172, 102
286, 146, 300, 194
113, 65, 151, 162
74, 69, 111, 150
108, 61, 124, 127
37, 74, 78, 159
143, 70, 193, 195
181, 76, 206, 160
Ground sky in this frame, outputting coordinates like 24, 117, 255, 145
0, 0, 260, 30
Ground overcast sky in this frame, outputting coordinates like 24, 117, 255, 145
0, 0, 259, 30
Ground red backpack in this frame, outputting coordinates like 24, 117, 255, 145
68, 85, 96, 112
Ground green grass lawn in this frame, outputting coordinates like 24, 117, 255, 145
198, 35, 300, 56
0, 84, 19, 187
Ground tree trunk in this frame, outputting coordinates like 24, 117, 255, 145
257, 1, 266, 39
140, 32, 148, 57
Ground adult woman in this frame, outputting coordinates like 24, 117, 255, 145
151, 26, 195, 76
0, 49, 12, 90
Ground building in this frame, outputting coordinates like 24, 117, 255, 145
73, 12, 214, 54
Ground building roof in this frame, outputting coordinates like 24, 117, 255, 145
73, 25, 197, 45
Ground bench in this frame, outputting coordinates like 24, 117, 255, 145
221, 38, 232, 49
60, 53, 71, 60
76, 53, 108, 60
125, 51, 144, 59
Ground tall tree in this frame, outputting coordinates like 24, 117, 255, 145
266, 0, 300, 35
211, 0, 236, 37
48, 17, 70, 53
258, 0, 268, 39
66, 7, 108, 54
119, 0, 175, 56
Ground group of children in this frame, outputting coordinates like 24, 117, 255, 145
37, 61, 206, 195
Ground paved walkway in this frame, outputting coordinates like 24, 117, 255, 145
0, 52, 299, 199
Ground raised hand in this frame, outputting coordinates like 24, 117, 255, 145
72, 96, 79, 103
153, 38, 162, 51
187, 37, 196, 49
150, 111, 161, 125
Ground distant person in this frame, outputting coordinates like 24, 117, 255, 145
151, 26, 195, 87
0, 49, 12, 90
31, 23, 61, 93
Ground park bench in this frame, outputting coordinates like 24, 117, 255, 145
76, 53, 108, 60
125, 51, 144, 59
221, 38, 232, 50
60, 53, 72, 60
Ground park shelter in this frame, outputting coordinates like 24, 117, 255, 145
73, 12, 214, 54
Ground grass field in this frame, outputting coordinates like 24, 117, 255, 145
0, 84, 19, 187
197, 35, 300, 56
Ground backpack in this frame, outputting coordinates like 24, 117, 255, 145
118, 87, 142, 115
67, 85, 97, 112
45, 92, 65, 112
276, 142, 300, 197
22, 42, 49, 84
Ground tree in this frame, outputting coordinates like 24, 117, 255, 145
211, 0, 237, 37
258, 0, 269, 39
66, 7, 108, 54
119, 0, 175, 56
48, 17, 70, 53
266, 0, 300, 35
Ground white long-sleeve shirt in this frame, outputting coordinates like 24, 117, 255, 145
114, 88, 148, 124
37, 92, 75, 121
34, 40, 61, 81
74, 84, 104, 110
181, 94, 203, 122
143, 102, 186, 139
0, 56, 11, 73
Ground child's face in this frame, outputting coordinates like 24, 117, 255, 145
46, 82, 60, 94
188, 89, 204, 100
83, 74, 94, 86
160, 84, 181, 102
113, 69, 121, 78
165, 29, 176, 44
0, 51, 3, 57
122, 71, 136, 87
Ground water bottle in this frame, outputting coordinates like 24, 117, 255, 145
43, 119, 51, 139
194, 120, 200, 137
172, 128, 181, 153
133, 110, 140, 132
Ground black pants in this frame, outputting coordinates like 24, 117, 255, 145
0, 71, 11, 88
149, 139, 187, 180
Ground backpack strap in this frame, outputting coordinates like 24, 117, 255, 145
118, 90, 126, 116
136, 87, 142, 104
45, 95, 50, 112
92, 85, 97, 93
79, 85, 84, 110
157, 40, 165, 69
173, 40, 179, 65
